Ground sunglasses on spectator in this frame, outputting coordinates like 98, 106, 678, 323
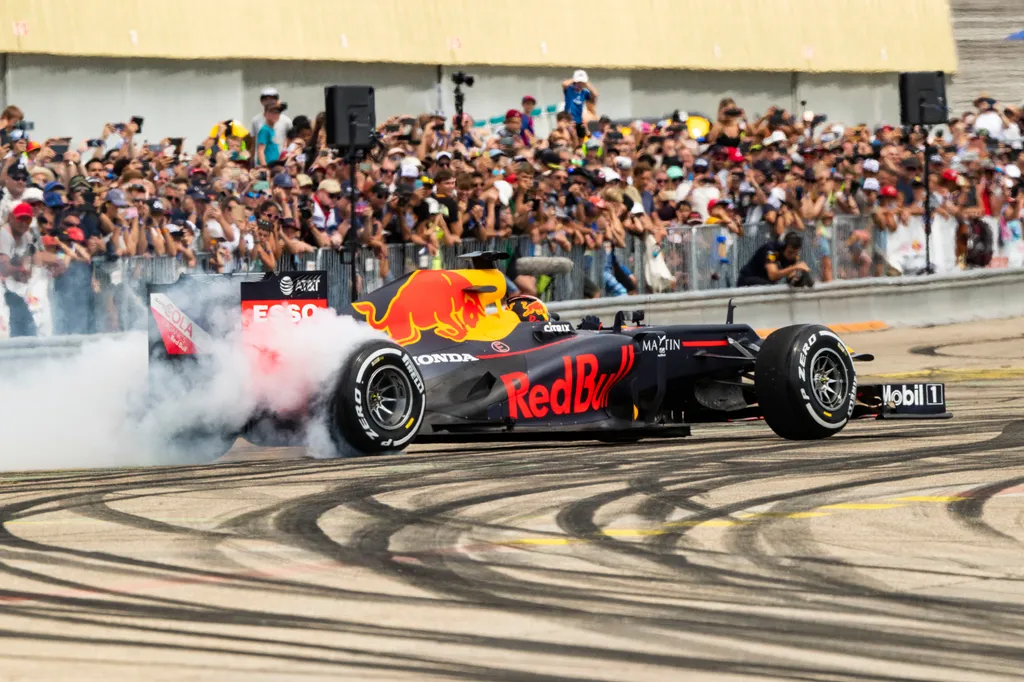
328, 192, 343, 199
380, 169, 396, 175
262, 212, 280, 220
64, 220, 80, 227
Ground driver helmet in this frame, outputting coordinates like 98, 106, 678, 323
507, 295, 550, 322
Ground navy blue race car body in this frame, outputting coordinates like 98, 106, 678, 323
148, 252, 950, 457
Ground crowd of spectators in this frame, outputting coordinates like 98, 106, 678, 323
1, 74, 1023, 334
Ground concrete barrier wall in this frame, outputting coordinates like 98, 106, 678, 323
549, 269, 1024, 330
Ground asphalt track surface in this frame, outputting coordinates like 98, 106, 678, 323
2, 320, 1024, 681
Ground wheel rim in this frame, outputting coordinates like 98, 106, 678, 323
810, 348, 848, 412
365, 365, 413, 430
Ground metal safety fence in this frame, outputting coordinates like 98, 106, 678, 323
626, 215, 873, 295
14, 215, 895, 336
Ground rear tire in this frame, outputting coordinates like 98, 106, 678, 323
755, 324, 856, 440
327, 341, 426, 456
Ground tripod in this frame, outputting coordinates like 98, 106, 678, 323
918, 97, 946, 276
454, 84, 465, 138
346, 112, 360, 302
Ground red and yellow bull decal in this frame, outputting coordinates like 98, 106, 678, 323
353, 269, 520, 346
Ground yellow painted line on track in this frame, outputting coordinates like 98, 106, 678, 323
892, 495, 967, 502
875, 368, 1024, 382
755, 320, 887, 338
738, 511, 831, 519
815, 499, 905, 503
504, 537, 581, 546
491, 496, 974, 549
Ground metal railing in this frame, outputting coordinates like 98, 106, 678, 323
627, 215, 873, 295
10, 214, 980, 337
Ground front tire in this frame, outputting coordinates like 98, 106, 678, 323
327, 341, 426, 455
755, 324, 856, 440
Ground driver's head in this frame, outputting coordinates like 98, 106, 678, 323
781, 231, 803, 262
507, 295, 549, 322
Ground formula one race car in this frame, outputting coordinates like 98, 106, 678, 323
148, 252, 950, 459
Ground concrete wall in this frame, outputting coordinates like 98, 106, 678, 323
550, 269, 1024, 331
1, 54, 902, 147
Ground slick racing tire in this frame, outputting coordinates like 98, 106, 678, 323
755, 324, 856, 440
327, 340, 426, 456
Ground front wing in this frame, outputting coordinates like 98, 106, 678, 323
855, 382, 952, 420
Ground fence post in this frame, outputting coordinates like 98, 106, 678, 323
688, 226, 698, 291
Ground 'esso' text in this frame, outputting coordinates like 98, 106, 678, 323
252, 303, 321, 323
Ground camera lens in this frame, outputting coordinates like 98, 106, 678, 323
451, 71, 474, 87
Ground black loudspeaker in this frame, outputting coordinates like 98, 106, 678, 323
899, 72, 947, 126
324, 85, 376, 149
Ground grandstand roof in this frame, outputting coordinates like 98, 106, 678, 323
0, 0, 957, 73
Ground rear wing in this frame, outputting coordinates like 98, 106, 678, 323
148, 271, 329, 360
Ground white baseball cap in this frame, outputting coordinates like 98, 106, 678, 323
763, 130, 787, 146
862, 177, 881, 192
203, 220, 226, 241
573, 69, 589, 83
20, 187, 44, 204
862, 158, 880, 173
1005, 164, 1021, 179
601, 168, 622, 182
260, 87, 279, 98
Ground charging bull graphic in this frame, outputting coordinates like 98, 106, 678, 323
353, 270, 487, 346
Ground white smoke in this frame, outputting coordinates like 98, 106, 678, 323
0, 305, 384, 471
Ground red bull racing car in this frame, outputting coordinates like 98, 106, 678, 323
148, 252, 950, 459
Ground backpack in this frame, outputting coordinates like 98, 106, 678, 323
965, 218, 993, 268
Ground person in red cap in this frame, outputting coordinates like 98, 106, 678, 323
492, 109, 529, 149
707, 199, 742, 236
521, 95, 537, 140
0, 202, 35, 278
872, 184, 901, 277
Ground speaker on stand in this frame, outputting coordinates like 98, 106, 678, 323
324, 85, 376, 302
899, 72, 947, 275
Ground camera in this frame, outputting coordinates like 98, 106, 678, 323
451, 71, 474, 87
789, 269, 814, 289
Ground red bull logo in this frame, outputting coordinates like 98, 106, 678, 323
521, 300, 548, 321
353, 270, 486, 346
500, 346, 635, 420
508, 296, 548, 322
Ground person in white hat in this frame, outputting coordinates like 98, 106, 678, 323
561, 69, 598, 132
250, 86, 292, 148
